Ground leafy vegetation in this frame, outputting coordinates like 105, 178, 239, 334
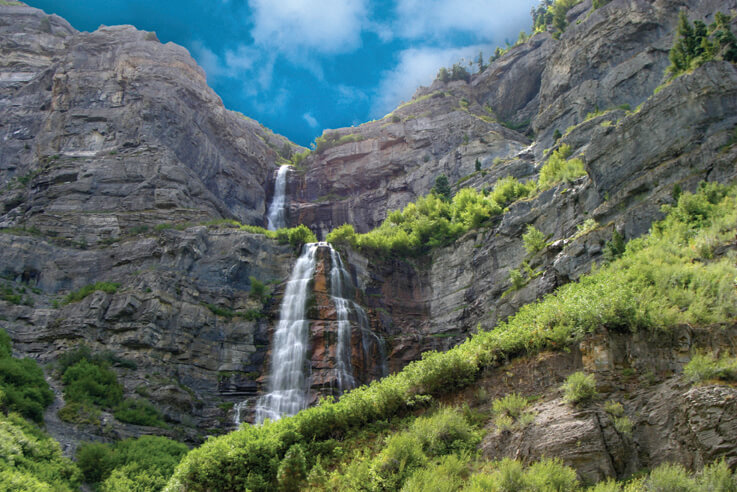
437, 63, 472, 83
538, 144, 586, 189
324, 145, 585, 257
63, 281, 120, 305
56, 346, 167, 428
327, 176, 536, 257
76, 435, 188, 491
0, 329, 53, 423
167, 183, 737, 491
667, 12, 737, 79
313, 132, 364, 153
562, 371, 597, 405
683, 351, 737, 384
522, 225, 547, 254
532, 0, 584, 39
0, 413, 82, 491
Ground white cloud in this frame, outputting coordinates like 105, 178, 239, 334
302, 112, 320, 128
371, 45, 488, 118
394, 0, 537, 41
248, 0, 368, 55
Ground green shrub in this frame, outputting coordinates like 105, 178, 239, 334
62, 359, 123, 408
562, 371, 597, 405
523, 225, 547, 254
326, 178, 533, 258
249, 276, 268, 303
63, 281, 120, 305
114, 398, 167, 427
525, 457, 580, 491
492, 393, 528, 419
276, 444, 307, 492
0, 330, 53, 423
401, 453, 470, 492
409, 407, 479, 456
370, 433, 427, 491
0, 413, 82, 491
683, 352, 737, 383
77, 436, 188, 489
698, 459, 737, 491
494, 400, 536, 433
539, 144, 587, 189
76, 442, 116, 484
57, 401, 100, 425
646, 462, 698, 492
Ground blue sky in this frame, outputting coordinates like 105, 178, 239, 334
28, 0, 537, 146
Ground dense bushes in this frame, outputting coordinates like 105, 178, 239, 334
77, 435, 188, 491
0, 413, 82, 491
167, 183, 737, 491
57, 346, 166, 427
327, 176, 535, 257
0, 329, 53, 423
684, 352, 737, 384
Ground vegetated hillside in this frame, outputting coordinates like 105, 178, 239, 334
166, 183, 737, 491
1, 0, 737, 490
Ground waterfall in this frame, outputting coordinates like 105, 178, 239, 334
266, 165, 289, 231
254, 243, 318, 424
328, 247, 388, 394
329, 248, 356, 394
247, 242, 387, 426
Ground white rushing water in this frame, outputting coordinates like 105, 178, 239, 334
254, 243, 318, 424
329, 247, 357, 394
266, 165, 289, 231
328, 246, 388, 395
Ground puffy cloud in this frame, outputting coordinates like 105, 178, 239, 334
371, 45, 487, 118
248, 0, 368, 55
394, 0, 537, 41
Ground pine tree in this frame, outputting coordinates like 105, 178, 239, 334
668, 12, 696, 75
433, 174, 452, 201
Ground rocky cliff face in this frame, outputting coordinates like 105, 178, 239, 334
1, 0, 737, 469
0, 3, 299, 244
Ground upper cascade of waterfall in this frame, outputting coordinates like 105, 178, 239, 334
266, 165, 290, 231
254, 242, 318, 424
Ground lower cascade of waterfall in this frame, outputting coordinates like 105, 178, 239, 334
266, 165, 289, 230
248, 242, 386, 425
329, 247, 388, 394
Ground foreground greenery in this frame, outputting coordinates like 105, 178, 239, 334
0, 412, 82, 491
166, 183, 737, 491
76, 436, 189, 491
327, 145, 584, 257
0, 329, 53, 423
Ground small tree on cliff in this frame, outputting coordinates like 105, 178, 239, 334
433, 174, 452, 201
